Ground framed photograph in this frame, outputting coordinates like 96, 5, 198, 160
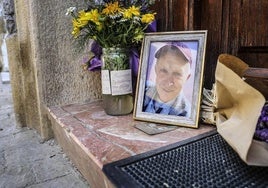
133, 30, 207, 128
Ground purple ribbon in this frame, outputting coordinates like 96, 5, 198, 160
90, 41, 102, 57
146, 20, 157, 33
129, 48, 140, 76
86, 41, 102, 71
88, 57, 102, 71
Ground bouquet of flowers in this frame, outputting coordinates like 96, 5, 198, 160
66, 0, 157, 71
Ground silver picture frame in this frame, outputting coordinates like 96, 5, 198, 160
133, 30, 207, 128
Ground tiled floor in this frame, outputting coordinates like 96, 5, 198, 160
0, 81, 89, 188
48, 101, 215, 187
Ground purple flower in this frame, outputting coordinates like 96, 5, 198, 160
254, 102, 268, 143
254, 129, 268, 143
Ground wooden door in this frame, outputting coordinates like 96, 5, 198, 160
152, 0, 268, 88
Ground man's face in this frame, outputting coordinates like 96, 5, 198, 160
155, 52, 191, 102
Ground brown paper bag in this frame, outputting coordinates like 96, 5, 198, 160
215, 55, 268, 166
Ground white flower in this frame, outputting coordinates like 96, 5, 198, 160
66, 7, 77, 16
94, 0, 104, 5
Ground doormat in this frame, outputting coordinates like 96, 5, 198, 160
103, 130, 268, 188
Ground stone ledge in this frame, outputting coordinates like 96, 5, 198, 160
47, 100, 215, 188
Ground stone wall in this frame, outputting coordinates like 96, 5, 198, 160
6, 0, 102, 139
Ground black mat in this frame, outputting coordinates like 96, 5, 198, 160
103, 130, 268, 188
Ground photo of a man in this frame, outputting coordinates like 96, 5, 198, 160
143, 42, 195, 117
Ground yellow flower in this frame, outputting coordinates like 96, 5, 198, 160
141, 13, 155, 23
102, 1, 121, 15
72, 18, 86, 29
123, 6, 140, 19
77, 10, 88, 21
80, 9, 100, 26
71, 24, 80, 38
67, 1, 157, 48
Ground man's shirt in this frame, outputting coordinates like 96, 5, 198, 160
143, 86, 191, 117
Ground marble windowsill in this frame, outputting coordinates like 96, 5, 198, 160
47, 100, 215, 187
